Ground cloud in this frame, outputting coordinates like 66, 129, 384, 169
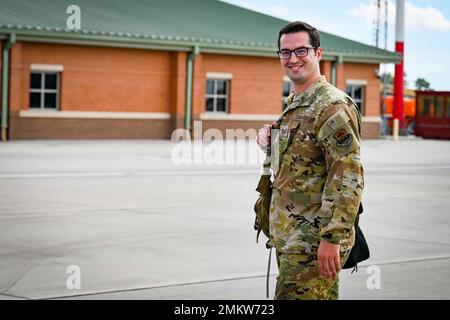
348, 1, 450, 32
406, 3, 450, 32
266, 5, 290, 19
348, 2, 379, 28
223, 0, 290, 20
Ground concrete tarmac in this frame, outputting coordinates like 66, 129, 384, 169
0, 138, 449, 300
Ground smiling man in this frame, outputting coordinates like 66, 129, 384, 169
257, 21, 364, 300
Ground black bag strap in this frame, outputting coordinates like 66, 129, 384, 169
354, 202, 363, 227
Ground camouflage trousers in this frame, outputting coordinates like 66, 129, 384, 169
275, 250, 350, 300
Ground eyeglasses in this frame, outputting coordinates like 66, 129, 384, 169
277, 46, 316, 60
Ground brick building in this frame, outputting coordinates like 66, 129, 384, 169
0, 0, 401, 140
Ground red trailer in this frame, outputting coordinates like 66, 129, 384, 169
415, 91, 450, 139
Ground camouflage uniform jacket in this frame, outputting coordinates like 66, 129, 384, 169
269, 76, 364, 254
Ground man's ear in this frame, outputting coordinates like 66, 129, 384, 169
315, 47, 323, 62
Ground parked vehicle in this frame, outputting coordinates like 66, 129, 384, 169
383, 94, 416, 135
414, 91, 450, 139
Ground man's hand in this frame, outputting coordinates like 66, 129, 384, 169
317, 240, 341, 279
257, 122, 277, 151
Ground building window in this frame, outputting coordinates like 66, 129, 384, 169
282, 80, 293, 110
205, 78, 229, 113
436, 96, 444, 118
446, 97, 450, 118
29, 72, 60, 109
346, 85, 365, 114
419, 95, 434, 117
419, 95, 446, 118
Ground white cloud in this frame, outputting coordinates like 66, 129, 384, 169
266, 5, 290, 19
406, 3, 450, 32
348, 2, 379, 28
223, 0, 290, 20
348, 1, 450, 32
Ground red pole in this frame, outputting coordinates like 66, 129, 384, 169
393, 0, 405, 131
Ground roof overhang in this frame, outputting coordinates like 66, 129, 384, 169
0, 28, 402, 64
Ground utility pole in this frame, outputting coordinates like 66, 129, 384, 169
374, 0, 381, 47
393, 0, 405, 140
381, 0, 389, 136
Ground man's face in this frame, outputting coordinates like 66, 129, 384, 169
279, 31, 322, 84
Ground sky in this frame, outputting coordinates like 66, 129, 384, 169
222, 0, 450, 91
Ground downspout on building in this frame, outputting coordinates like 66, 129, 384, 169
1, 33, 16, 141
331, 55, 343, 87
185, 46, 200, 135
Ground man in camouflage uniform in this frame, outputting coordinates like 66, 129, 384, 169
257, 21, 364, 300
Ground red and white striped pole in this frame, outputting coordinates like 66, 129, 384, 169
393, 0, 405, 139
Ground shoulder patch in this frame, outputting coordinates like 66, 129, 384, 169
318, 109, 360, 161
326, 123, 359, 160
318, 110, 350, 140
333, 128, 354, 147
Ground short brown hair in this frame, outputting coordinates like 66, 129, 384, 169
278, 21, 320, 50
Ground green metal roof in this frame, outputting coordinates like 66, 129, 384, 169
0, 0, 401, 63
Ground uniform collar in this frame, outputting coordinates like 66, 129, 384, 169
292, 75, 327, 104
282, 76, 327, 114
